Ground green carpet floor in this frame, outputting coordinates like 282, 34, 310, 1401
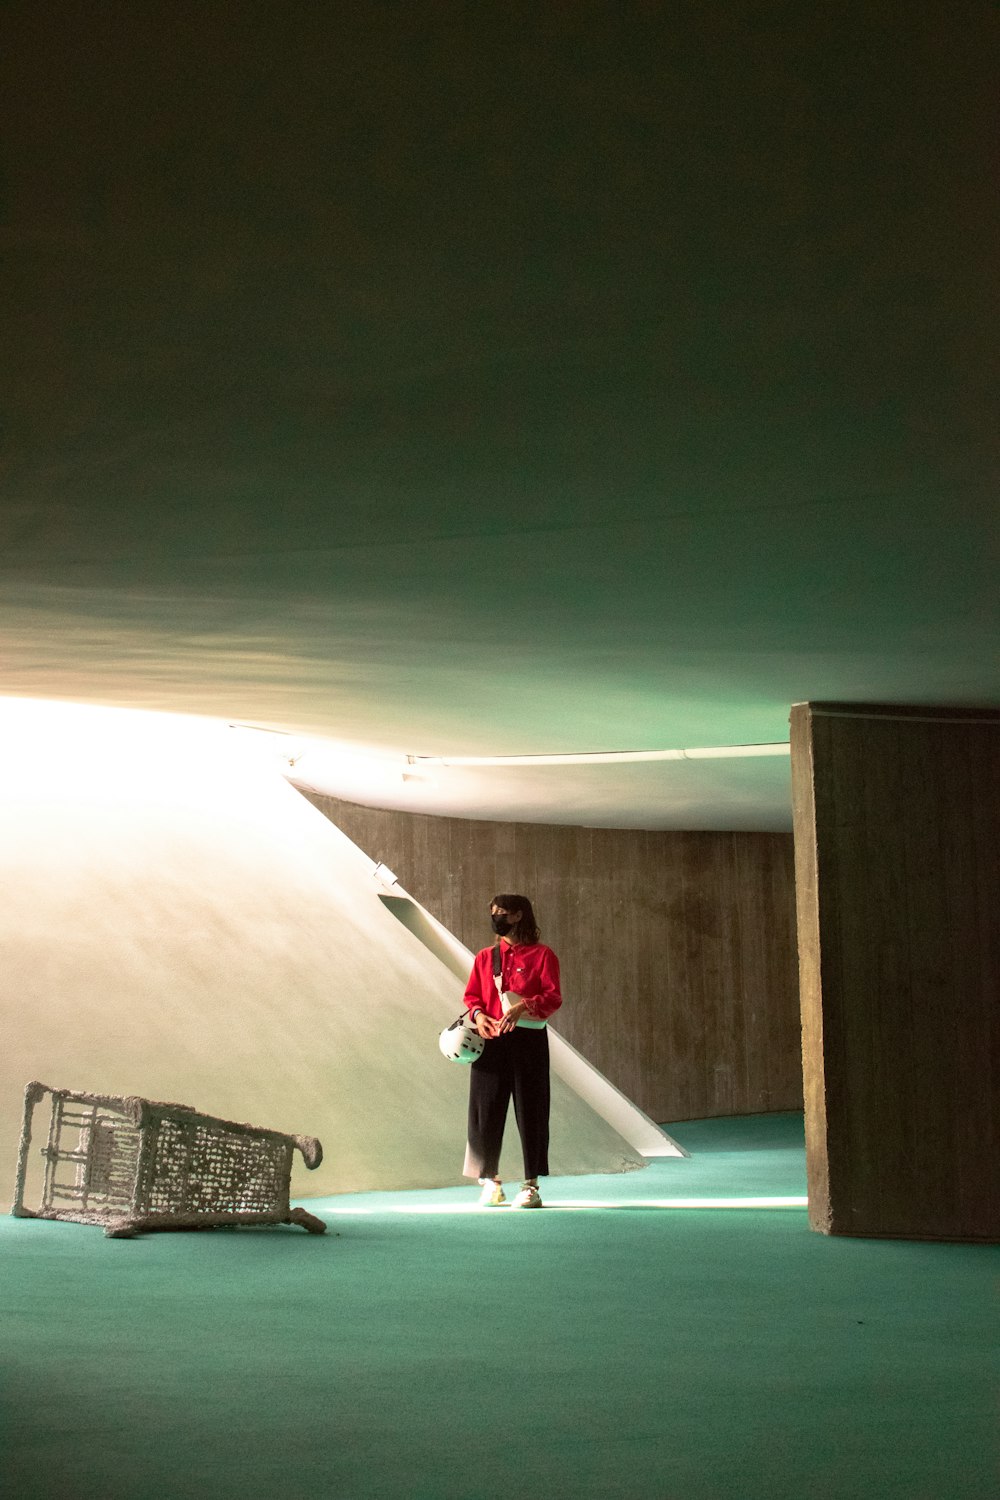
2, 1114, 997, 1499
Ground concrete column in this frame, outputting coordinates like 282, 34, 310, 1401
790, 703, 1000, 1242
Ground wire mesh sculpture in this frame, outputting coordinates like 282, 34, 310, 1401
11, 1081, 326, 1238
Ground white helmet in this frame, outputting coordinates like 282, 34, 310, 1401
438, 1015, 485, 1064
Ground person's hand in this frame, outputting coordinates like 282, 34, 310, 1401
498, 998, 529, 1033
474, 1011, 500, 1039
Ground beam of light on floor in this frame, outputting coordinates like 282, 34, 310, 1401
325, 1196, 809, 1215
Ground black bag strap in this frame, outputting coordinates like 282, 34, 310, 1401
492, 942, 504, 998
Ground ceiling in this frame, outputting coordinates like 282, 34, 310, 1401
2, 4, 996, 828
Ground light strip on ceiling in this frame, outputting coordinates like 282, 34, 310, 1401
408, 742, 791, 769
228, 723, 791, 786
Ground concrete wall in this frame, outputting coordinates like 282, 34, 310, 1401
300, 792, 803, 1122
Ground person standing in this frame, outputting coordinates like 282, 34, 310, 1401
462, 894, 562, 1208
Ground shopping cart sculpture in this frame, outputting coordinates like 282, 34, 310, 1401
11, 1081, 326, 1238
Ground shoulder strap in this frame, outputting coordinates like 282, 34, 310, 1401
492, 942, 503, 997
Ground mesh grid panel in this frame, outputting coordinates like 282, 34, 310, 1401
142, 1115, 291, 1216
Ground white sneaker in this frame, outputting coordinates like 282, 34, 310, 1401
478, 1179, 506, 1207
511, 1183, 543, 1209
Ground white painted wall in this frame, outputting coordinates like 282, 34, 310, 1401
0, 700, 644, 1206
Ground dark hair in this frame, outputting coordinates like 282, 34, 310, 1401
492, 893, 540, 945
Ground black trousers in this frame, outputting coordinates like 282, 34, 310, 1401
464, 1026, 550, 1180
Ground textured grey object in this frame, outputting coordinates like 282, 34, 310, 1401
12, 1080, 326, 1238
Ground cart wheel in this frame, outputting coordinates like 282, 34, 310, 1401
104, 1219, 139, 1239
288, 1206, 327, 1234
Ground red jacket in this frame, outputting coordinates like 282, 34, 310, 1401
463, 940, 562, 1023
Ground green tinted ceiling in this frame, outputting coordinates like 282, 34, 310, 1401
1, 3, 996, 824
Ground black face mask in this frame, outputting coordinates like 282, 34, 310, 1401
491, 914, 513, 936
